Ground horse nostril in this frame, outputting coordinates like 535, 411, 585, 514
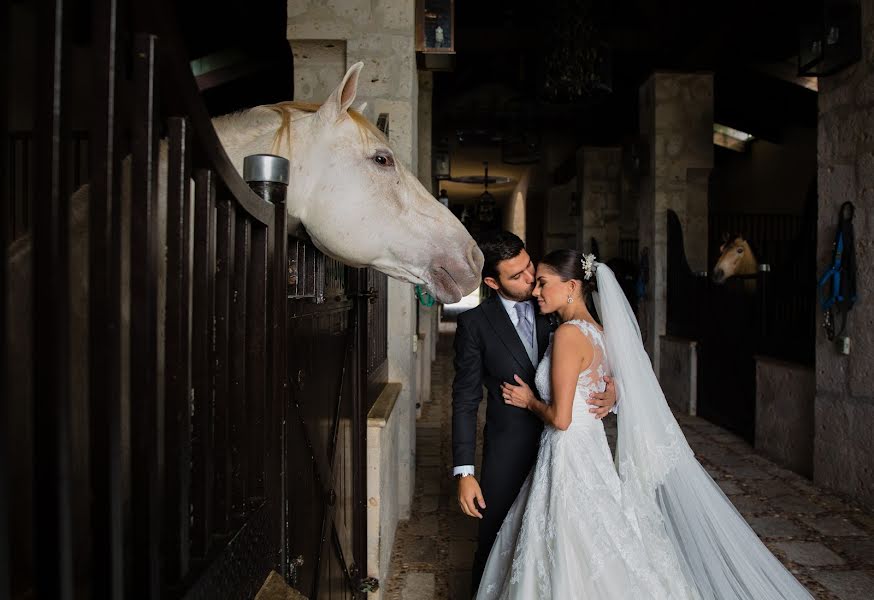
467, 242, 484, 273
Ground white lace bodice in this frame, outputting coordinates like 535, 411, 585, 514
534, 319, 609, 416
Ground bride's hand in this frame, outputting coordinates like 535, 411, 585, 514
501, 375, 535, 409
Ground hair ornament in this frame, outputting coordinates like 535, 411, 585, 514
581, 253, 597, 280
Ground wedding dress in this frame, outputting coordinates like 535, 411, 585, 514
476, 319, 698, 599
475, 264, 813, 600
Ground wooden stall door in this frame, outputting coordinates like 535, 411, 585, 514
284, 248, 366, 599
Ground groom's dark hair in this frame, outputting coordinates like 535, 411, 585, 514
477, 230, 525, 280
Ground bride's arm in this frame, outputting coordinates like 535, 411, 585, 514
503, 325, 592, 430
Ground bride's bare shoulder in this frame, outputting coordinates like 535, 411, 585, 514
553, 322, 592, 353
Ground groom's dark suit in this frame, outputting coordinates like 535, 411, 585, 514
452, 295, 552, 592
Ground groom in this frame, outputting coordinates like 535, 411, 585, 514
452, 231, 616, 594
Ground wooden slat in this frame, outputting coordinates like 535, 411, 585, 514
351, 269, 368, 593
246, 225, 268, 501
130, 32, 162, 599
32, 0, 74, 597
88, 0, 129, 596
213, 195, 235, 532
0, 0, 10, 596
258, 181, 288, 575
191, 168, 216, 557
164, 116, 193, 582
230, 214, 250, 515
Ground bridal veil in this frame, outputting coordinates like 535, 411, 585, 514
593, 263, 812, 600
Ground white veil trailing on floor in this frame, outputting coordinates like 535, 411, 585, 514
592, 262, 813, 600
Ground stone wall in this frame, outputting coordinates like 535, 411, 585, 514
578, 147, 622, 259
755, 358, 814, 477
417, 71, 433, 191
814, 1, 874, 508
287, 0, 419, 169
638, 73, 713, 369
659, 336, 698, 415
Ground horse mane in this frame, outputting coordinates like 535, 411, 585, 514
262, 101, 387, 155
212, 101, 387, 157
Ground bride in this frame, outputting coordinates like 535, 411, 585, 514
476, 249, 812, 599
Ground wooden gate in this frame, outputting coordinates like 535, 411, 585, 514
281, 249, 387, 598
1, 0, 384, 597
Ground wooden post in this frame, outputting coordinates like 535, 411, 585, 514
243, 154, 290, 575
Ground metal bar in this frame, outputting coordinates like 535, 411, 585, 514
88, 0, 128, 595
191, 168, 216, 558
164, 116, 193, 583
230, 214, 250, 515
213, 195, 235, 532
32, 0, 74, 596
130, 32, 162, 599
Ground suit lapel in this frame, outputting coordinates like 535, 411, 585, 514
482, 296, 534, 375
535, 312, 551, 362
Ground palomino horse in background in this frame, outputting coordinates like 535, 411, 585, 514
70, 62, 482, 303
711, 233, 759, 285
214, 62, 482, 302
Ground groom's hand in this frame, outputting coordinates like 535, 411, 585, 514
457, 476, 486, 519
588, 376, 616, 420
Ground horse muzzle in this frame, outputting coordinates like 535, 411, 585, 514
426, 242, 483, 303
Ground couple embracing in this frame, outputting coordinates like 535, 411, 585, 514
452, 231, 812, 599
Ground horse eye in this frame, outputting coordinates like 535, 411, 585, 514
372, 153, 395, 168
736, 247, 743, 254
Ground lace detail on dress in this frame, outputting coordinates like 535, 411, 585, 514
534, 319, 607, 409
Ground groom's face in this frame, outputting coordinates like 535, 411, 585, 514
486, 249, 536, 302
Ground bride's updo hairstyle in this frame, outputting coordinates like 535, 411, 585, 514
539, 249, 600, 320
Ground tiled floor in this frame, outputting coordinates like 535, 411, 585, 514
382, 322, 874, 600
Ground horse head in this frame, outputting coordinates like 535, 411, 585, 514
216, 63, 482, 303
712, 233, 758, 284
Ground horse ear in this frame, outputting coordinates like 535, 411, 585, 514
320, 62, 364, 122
354, 101, 368, 114
721, 232, 730, 243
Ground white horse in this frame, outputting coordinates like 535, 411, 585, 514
213, 62, 482, 302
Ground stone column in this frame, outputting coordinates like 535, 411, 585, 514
544, 179, 577, 254
287, 2, 423, 591
638, 72, 713, 368
813, 0, 874, 509
416, 71, 437, 412
618, 149, 641, 258
504, 169, 531, 242
578, 147, 622, 259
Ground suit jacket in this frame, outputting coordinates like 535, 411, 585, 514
451, 295, 553, 470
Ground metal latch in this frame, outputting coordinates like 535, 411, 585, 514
358, 287, 379, 304
357, 577, 379, 593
